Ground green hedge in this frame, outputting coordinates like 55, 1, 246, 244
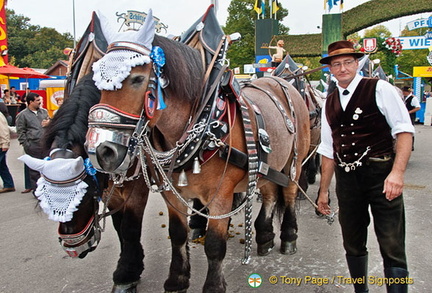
282, 0, 432, 57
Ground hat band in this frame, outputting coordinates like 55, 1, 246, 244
329, 48, 356, 56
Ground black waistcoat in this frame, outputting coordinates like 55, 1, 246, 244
326, 78, 394, 164
404, 95, 416, 123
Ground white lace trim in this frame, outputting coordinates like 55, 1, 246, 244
35, 177, 89, 223
92, 50, 151, 91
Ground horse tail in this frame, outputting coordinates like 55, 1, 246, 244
275, 185, 287, 224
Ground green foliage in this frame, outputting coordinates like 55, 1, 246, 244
342, 0, 432, 37
224, 0, 289, 69
397, 28, 430, 76
6, 9, 74, 68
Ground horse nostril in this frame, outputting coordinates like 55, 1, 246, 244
98, 143, 118, 160
96, 142, 120, 172
94, 141, 129, 173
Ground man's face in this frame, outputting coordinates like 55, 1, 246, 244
31, 96, 42, 110
329, 55, 359, 88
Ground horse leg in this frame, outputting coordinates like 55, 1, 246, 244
307, 153, 319, 184
189, 199, 208, 240
297, 162, 308, 199
163, 195, 190, 293
254, 184, 278, 256
111, 182, 149, 293
202, 214, 231, 292
280, 182, 299, 255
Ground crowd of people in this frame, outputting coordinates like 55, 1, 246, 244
0, 87, 52, 195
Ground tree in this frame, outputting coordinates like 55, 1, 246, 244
224, 0, 289, 70
6, 9, 74, 68
397, 27, 430, 77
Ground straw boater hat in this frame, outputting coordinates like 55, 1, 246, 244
319, 40, 364, 64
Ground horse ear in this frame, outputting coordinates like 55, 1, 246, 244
18, 155, 47, 172
97, 9, 155, 50
136, 9, 155, 49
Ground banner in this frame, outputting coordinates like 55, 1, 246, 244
0, 0, 8, 65
399, 36, 432, 50
46, 87, 64, 116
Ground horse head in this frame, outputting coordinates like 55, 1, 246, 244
86, 9, 204, 175
31, 73, 105, 258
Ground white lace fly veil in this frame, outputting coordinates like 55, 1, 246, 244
92, 9, 156, 91
18, 155, 89, 223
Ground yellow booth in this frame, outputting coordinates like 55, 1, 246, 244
39, 79, 66, 117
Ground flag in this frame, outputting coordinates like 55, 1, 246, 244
326, 0, 340, 12
272, 0, 280, 13
261, 0, 266, 17
254, 0, 262, 14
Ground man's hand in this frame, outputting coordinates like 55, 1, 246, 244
317, 189, 331, 215
383, 170, 404, 201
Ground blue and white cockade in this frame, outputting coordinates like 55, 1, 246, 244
92, 9, 167, 109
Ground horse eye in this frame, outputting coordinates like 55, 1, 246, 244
131, 75, 145, 85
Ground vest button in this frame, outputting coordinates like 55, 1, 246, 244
355, 152, 358, 156
352, 143, 355, 146
352, 132, 355, 134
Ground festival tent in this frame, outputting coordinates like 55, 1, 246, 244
0, 64, 50, 79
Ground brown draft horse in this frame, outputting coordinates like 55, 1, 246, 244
42, 73, 150, 292
273, 55, 324, 194
86, 8, 310, 292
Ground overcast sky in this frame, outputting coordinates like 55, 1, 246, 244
6, 0, 431, 40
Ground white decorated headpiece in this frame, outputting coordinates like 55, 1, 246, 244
18, 155, 89, 223
93, 9, 156, 90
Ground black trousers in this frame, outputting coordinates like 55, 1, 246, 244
23, 141, 43, 190
335, 159, 407, 269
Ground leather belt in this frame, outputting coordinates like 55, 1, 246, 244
368, 155, 392, 162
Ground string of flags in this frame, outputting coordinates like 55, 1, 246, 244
254, 0, 280, 19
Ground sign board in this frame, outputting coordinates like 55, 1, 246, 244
363, 38, 377, 52
244, 64, 255, 74
399, 36, 432, 50
406, 16, 432, 31
413, 66, 432, 77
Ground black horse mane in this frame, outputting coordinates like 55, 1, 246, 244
153, 35, 205, 102
42, 73, 101, 156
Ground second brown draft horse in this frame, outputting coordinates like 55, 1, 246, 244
85, 7, 309, 292
38, 13, 150, 292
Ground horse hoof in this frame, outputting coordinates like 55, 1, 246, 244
111, 281, 139, 293
257, 240, 274, 256
280, 240, 297, 255
296, 192, 306, 200
190, 228, 206, 240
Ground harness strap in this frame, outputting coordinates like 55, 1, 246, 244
236, 95, 259, 265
